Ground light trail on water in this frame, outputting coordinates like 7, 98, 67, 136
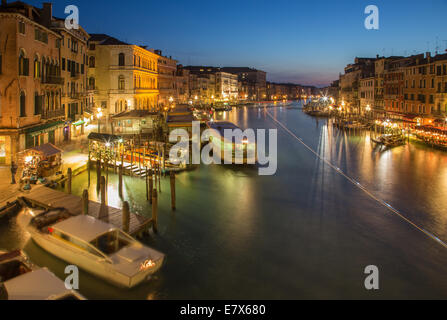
265, 109, 447, 250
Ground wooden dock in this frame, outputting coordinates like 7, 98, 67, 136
20, 185, 153, 237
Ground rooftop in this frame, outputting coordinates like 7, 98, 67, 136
89, 33, 129, 45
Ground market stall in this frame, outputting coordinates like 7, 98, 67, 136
18, 143, 63, 183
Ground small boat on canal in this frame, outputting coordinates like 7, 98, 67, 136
26, 211, 165, 288
0, 249, 85, 300
371, 134, 406, 148
206, 121, 257, 164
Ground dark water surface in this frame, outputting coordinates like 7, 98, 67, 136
1, 101, 447, 299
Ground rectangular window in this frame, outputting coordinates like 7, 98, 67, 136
62, 58, 66, 71
67, 60, 71, 72
18, 21, 25, 34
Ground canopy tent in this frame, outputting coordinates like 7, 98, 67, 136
30, 143, 62, 157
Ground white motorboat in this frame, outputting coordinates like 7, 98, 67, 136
0, 250, 85, 300
27, 210, 165, 288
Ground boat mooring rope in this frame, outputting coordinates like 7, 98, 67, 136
265, 109, 447, 250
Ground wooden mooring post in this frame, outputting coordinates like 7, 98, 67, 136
149, 169, 153, 204
82, 189, 89, 215
96, 156, 101, 189
145, 166, 149, 200
67, 168, 72, 194
152, 188, 158, 233
118, 165, 123, 197
122, 201, 130, 233
170, 171, 176, 210
158, 163, 161, 193
99, 176, 108, 219
87, 144, 91, 187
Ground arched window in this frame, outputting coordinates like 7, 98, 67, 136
89, 56, 95, 68
20, 91, 26, 117
34, 56, 40, 79
88, 77, 95, 90
19, 50, 29, 76
118, 53, 125, 66
118, 75, 125, 90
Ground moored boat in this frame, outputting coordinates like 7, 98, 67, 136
26, 210, 165, 288
0, 249, 85, 300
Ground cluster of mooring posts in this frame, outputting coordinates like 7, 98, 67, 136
62, 149, 177, 237
86, 132, 178, 184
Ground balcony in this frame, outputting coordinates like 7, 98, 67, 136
41, 108, 65, 120
68, 92, 82, 99
41, 76, 64, 85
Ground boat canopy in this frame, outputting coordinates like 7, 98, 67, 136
52, 215, 116, 243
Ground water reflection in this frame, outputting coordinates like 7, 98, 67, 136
2, 102, 447, 299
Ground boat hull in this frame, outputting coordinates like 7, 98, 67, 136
29, 230, 163, 289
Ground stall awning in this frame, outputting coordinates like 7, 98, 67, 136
30, 143, 63, 157
24, 121, 65, 137
72, 120, 85, 126
87, 132, 122, 143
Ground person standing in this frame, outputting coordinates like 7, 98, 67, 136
10, 161, 18, 184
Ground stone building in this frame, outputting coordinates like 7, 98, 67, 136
339, 57, 376, 113
215, 71, 238, 101
220, 67, 266, 101
87, 34, 159, 120
155, 50, 177, 108
175, 65, 190, 104
0, 1, 86, 164
359, 76, 375, 114
402, 53, 438, 121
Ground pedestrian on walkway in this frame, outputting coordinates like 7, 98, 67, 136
11, 161, 18, 184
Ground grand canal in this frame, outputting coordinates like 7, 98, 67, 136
2, 101, 447, 299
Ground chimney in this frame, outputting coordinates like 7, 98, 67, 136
41, 3, 52, 27
1, 0, 7, 7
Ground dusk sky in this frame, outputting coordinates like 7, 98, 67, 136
29, 0, 447, 87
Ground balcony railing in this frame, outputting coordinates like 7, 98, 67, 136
41, 76, 64, 85
41, 108, 65, 119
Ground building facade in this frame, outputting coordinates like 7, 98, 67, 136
87, 34, 159, 120
155, 50, 177, 108
0, 1, 87, 164
221, 67, 266, 101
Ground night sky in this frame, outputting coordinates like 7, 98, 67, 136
26, 0, 447, 86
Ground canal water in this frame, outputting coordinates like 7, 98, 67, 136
2, 101, 447, 299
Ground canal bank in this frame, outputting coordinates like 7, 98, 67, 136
1, 101, 447, 299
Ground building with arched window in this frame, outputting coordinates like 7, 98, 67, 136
87, 34, 159, 119
0, 1, 87, 164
